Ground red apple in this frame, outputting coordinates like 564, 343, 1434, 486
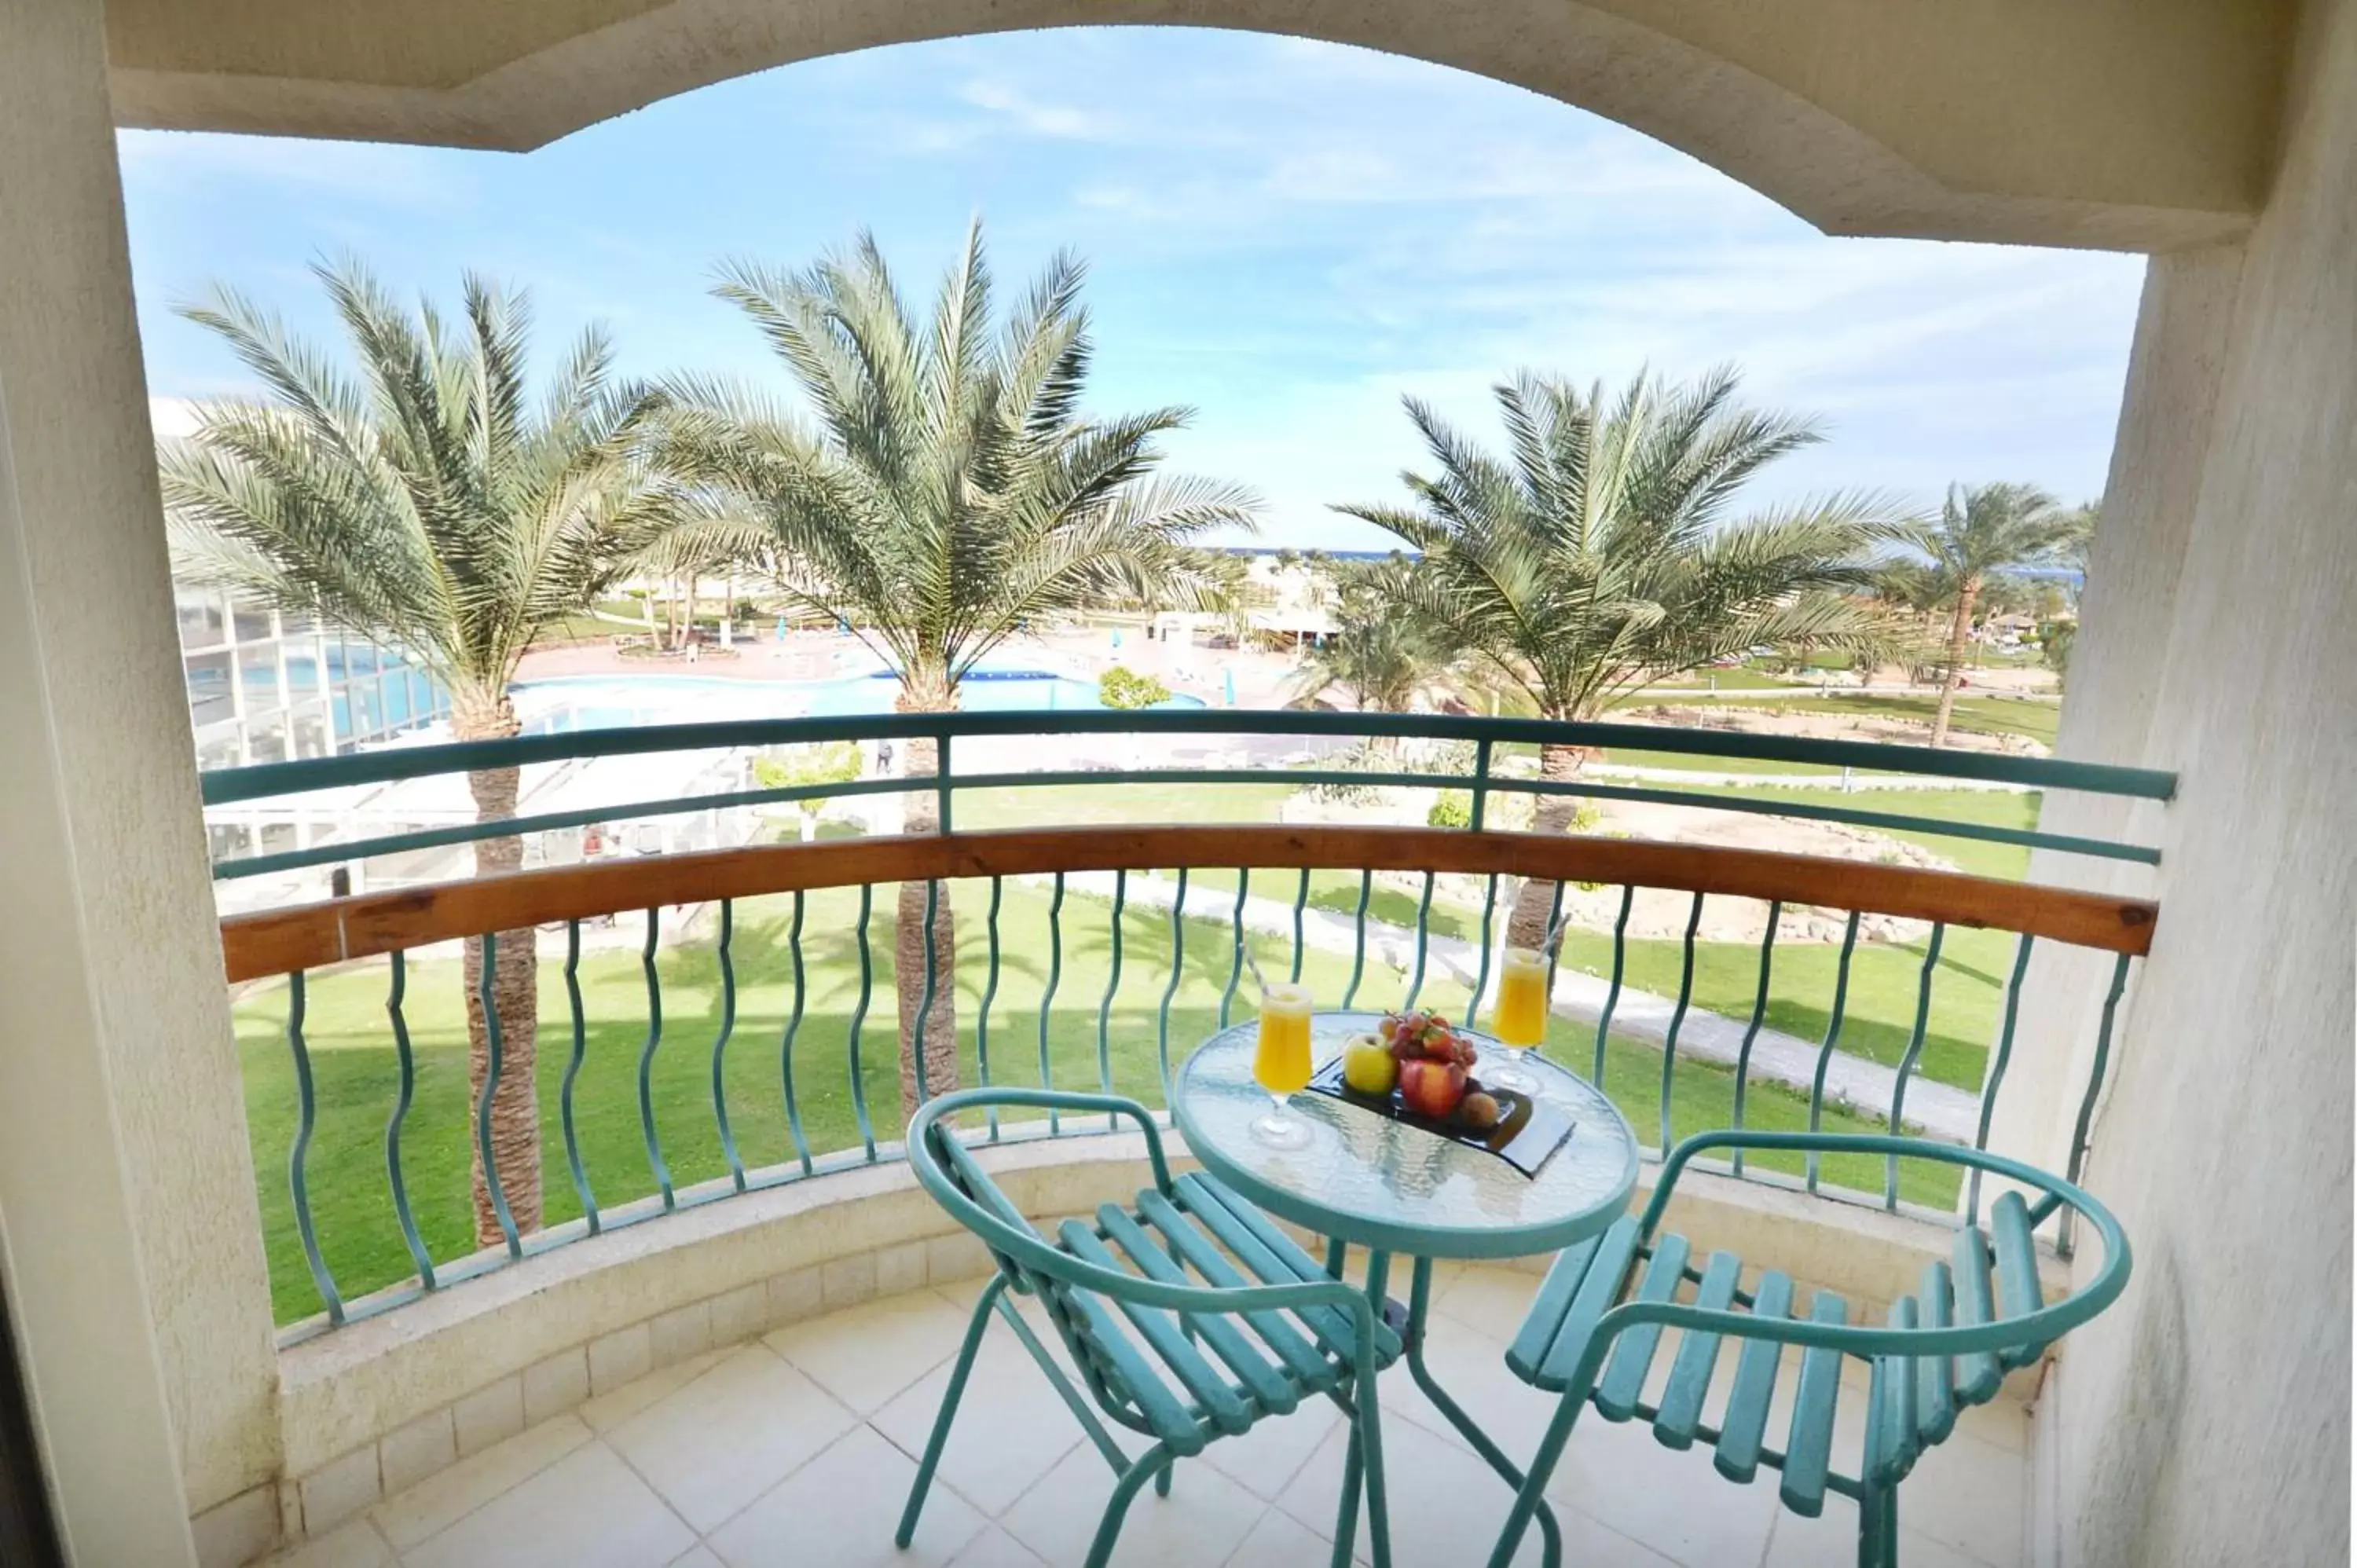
1398, 1057, 1468, 1119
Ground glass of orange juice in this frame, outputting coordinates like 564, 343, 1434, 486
1486, 948, 1549, 1094
1250, 981, 1317, 1149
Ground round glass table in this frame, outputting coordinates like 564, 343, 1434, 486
1171, 1009, 1640, 1567
1171, 1009, 1638, 1260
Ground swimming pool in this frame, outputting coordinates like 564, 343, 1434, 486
513, 665, 1204, 733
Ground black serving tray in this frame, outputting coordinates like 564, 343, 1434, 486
1303, 1057, 1574, 1177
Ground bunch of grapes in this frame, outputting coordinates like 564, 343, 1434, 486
1377, 1009, 1476, 1068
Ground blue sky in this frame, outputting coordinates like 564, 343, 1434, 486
119, 27, 2146, 551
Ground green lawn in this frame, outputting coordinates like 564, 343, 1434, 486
1593, 746, 1857, 776
236, 774, 2036, 1324
237, 874, 1956, 1324
1648, 665, 1797, 691
1764, 694, 2062, 748
959, 777, 2042, 1093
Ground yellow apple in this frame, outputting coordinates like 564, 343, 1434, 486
1342, 1033, 1398, 1096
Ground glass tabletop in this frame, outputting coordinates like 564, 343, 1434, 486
1170, 1009, 1640, 1260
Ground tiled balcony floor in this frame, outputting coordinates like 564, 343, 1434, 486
266, 1266, 2030, 1568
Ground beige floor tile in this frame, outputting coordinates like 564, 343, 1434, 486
1760, 1497, 1865, 1566
768, 1289, 976, 1414
1541, 1411, 1780, 1568
1382, 1321, 1559, 1464
1197, 1395, 1341, 1501
581, 1346, 736, 1433
1276, 1420, 1551, 1567
1899, 1526, 2008, 1568
258, 1518, 394, 1568
871, 1330, 1095, 1515
925, 1282, 1105, 1394
1002, 1445, 1266, 1568
369, 1415, 593, 1551
1220, 1507, 1328, 1568
1552, 1512, 1683, 1568
1430, 1266, 1541, 1344
401, 1441, 696, 1568
948, 1526, 1052, 1567
1768, 1503, 2006, 1568
603, 1345, 860, 1533
1887, 1431, 2025, 1567
708, 1424, 987, 1568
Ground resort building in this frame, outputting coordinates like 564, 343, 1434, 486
177, 583, 450, 772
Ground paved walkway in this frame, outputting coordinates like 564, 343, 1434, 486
1040, 870, 1979, 1143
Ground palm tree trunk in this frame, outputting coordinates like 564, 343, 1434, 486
893, 683, 959, 1121
453, 691, 541, 1248
1505, 739, 1588, 952
1931, 579, 1979, 747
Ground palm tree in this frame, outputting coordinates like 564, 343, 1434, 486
160, 260, 675, 1247
656, 223, 1256, 1116
1888, 482, 2081, 745
1336, 367, 1899, 949
1289, 561, 1458, 721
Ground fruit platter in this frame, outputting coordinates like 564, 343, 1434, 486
1303, 1010, 1575, 1175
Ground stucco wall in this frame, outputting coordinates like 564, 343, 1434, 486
2026, 0, 2356, 1559
0, 0, 282, 1546
101, 0, 2280, 250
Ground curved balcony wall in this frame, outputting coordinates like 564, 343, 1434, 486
192, 709, 2165, 1562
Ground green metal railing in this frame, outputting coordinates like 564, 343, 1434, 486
210, 708, 2168, 1338
204, 707, 2173, 881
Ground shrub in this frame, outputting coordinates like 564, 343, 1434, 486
1098, 665, 1172, 709
753, 742, 864, 840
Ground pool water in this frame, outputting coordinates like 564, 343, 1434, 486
514, 665, 1203, 733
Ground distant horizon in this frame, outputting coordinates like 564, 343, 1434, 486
121, 27, 2145, 551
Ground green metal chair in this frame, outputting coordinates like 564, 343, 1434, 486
1489, 1131, 2132, 1568
899, 1087, 1402, 1568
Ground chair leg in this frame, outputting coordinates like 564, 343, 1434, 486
1857, 1482, 1899, 1568
1154, 1464, 1174, 1498
1330, 1415, 1364, 1568
1486, 1392, 1585, 1568
1083, 1447, 1175, 1568
1357, 1387, 1392, 1568
896, 1274, 1006, 1548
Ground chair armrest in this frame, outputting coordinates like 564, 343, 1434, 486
907, 1091, 1385, 1374
1641, 1130, 2110, 1237
917, 1086, 1176, 1190
1578, 1131, 2134, 1387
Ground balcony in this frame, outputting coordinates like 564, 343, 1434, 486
267, 1258, 2031, 1568
192, 709, 2157, 1568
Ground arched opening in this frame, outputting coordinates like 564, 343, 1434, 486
107, 0, 2283, 250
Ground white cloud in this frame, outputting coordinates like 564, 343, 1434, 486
117, 27, 2144, 547
147, 396, 200, 438
115, 130, 464, 209
955, 79, 1111, 140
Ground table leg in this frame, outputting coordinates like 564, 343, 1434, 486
1403, 1258, 1563, 1568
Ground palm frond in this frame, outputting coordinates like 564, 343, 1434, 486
684, 222, 1261, 699
163, 264, 665, 697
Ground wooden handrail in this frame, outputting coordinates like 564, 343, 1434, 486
216, 826, 2159, 981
